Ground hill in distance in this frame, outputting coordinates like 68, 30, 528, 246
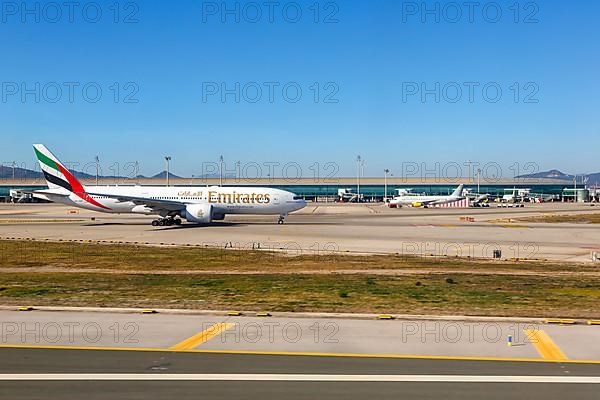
516, 170, 600, 185
3, 165, 600, 185
0, 165, 184, 180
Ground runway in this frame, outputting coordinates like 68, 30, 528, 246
1, 348, 599, 399
1, 202, 599, 262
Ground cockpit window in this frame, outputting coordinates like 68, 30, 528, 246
293, 196, 304, 200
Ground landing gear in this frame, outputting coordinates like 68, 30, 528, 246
277, 214, 287, 224
151, 217, 182, 227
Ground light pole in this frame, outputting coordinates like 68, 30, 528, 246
134, 161, 139, 184
236, 161, 241, 182
12, 161, 16, 181
361, 159, 365, 201
477, 168, 481, 194
384, 168, 390, 202
466, 160, 472, 183
94, 156, 99, 186
219, 155, 224, 186
356, 155, 362, 201
164, 156, 171, 187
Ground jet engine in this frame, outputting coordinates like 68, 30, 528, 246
411, 202, 423, 208
183, 204, 213, 223
131, 205, 153, 214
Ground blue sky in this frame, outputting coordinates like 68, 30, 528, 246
1, 0, 598, 178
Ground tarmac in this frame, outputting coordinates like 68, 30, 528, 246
2, 203, 600, 397
1, 348, 599, 400
1, 308, 600, 399
1, 309, 600, 361
0, 202, 599, 262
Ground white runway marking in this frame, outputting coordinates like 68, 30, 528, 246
0, 374, 599, 383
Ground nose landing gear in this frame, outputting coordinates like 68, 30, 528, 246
277, 214, 287, 224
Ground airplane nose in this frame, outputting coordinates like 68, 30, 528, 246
288, 193, 307, 210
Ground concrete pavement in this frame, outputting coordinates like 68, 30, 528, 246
1, 202, 599, 262
2, 309, 600, 361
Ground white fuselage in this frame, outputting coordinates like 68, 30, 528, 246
36, 185, 307, 217
389, 194, 463, 207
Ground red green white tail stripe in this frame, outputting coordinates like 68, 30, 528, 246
33, 144, 110, 210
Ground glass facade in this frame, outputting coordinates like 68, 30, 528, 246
0, 183, 572, 199
234, 184, 570, 198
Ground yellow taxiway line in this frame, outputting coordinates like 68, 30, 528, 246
0, 344, 594, 364
170, 323, 236, 351
524, 329, 568, 360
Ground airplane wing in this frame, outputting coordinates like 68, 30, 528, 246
396, 198, 437, 205
18, 189, 69, 196
86, 192, 186, 212
20, 189, 72, 202
416, 199, 439, 205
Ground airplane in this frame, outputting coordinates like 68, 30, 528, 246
29, 144, 307, 226
501, 188, 517, 203
388, 184, 465, 208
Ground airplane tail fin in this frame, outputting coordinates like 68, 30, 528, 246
451, 184, 464, 197
33, 144, 85, 194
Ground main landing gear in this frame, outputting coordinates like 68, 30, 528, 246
151, 217, 182, 227
277, 214, 287, 224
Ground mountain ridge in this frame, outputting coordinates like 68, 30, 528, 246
516, 170, 600, 185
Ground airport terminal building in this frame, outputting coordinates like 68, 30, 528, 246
1, 177, 597, 203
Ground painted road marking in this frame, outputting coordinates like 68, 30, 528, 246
524, 329, 568, 360
2, 344, 597, 364
0, 374, 599, 383
170, 323, 236, 351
